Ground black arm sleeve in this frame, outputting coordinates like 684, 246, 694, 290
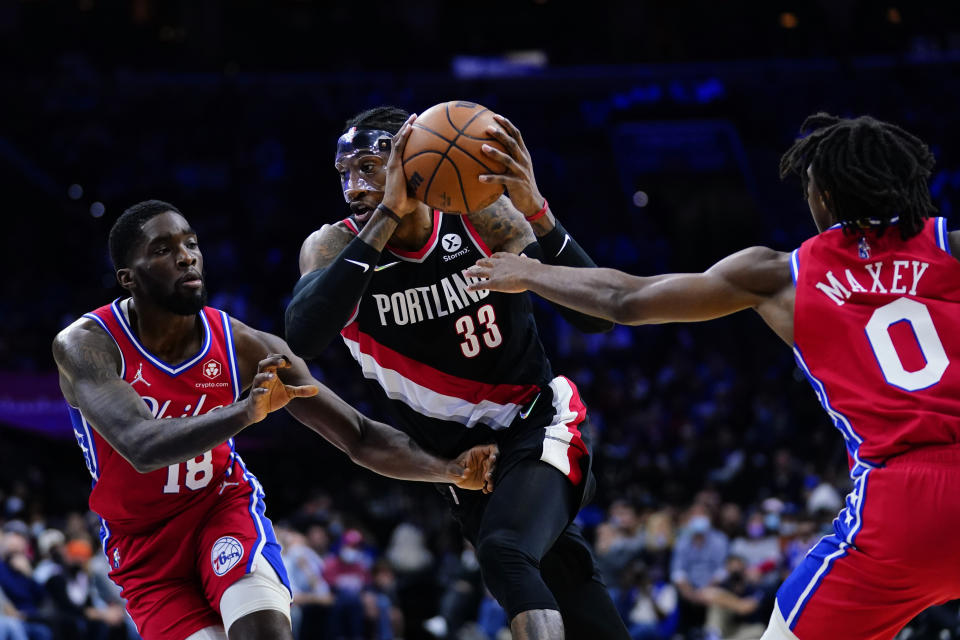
522, 220, 615, 333
284, 237, 381, 358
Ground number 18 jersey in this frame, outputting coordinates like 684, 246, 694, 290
792, 217, 960, 472
339, 211, 553, 458
68, 299, 244, 535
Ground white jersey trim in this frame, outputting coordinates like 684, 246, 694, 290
341, 334, 523, 430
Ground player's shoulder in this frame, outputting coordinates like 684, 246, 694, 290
711, 246, 793, 294
299, 221, 356, 274
53, 316, 110, 358
52, 316, 121, 377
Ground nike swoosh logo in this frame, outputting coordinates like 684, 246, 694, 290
345, 259, 369, 273
555, 234, 571, 257
519, 393, 541, 420
374, 261, 401, 272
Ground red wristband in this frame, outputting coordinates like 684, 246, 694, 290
524, 198, 549, 222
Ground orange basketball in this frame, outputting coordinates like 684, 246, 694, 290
402, 101, 506, 215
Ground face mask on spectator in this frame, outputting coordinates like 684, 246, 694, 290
688, 515, 710, 534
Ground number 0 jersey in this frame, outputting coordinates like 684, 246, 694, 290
793, 217, 960, 472
339, 211, 556, 458
68, 299, 247, 535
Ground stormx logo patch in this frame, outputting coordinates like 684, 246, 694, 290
211, 536, 244, 576
442, 233, 470, 263
442, 234, 462, 252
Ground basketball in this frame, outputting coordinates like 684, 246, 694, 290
402, 101, 506, 215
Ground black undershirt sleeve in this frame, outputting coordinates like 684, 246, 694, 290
284, 237, 381, 358
522, 220, 614, 333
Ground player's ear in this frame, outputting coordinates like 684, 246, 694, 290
116, 268, 134, 291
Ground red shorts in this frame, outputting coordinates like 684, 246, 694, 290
776, 444, 960, 639
101, 461, 290, 640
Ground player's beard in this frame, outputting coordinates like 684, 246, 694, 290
159, 286, 208, 315
140, 272, 208, 316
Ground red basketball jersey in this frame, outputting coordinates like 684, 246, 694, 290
793, 217, 960, 472
68, 299, 243, 536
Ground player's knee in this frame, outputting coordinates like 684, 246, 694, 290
476, 530, 541, 601
220, 559, 292, 636
476, 530, 536, 574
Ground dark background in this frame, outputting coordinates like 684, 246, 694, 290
2, 1, 960, 639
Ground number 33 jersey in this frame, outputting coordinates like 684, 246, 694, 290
792, 217, 960, 471
339, 211, 554, 457
67, 299, 245, 534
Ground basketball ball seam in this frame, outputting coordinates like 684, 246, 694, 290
444, 105, 501, 142
402, 149, 447, 163
443, 154, 470, 214
443, 105, 502, 173
410, 123, 455, 145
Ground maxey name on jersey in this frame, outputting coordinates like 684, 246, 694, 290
815, 259, 930, 306
371, 270, 491, 327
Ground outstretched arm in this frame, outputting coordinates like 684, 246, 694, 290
467, 246, 793, 329
53, 320, 316, 473
235, 322, 496, 491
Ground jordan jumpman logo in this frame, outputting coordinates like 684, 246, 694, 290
131, 363, 151, 387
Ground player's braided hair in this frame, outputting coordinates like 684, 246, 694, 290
779, 112, 937, 240
109, 199, 182, 270
343, 106, 410, 135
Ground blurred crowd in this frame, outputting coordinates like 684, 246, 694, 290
4, 453, 959, 640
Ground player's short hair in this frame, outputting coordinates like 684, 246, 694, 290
779, 113, 937, 240
343, 106, 410, 136
109, 199, 182, 270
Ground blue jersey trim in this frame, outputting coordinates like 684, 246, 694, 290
793, 345, 879, 477
780, 534, 850, 630
68, 407, 100, 485
83, 313, 126, 379
937, 217, 950, 254
220, 311, 241, 403
779, 470, 870, 630
790, 249, 800, 286
231, 452, 292, 595
110, 299, 212, 376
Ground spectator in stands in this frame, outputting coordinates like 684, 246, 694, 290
702, 555, 772, 640
323, 529, 374, 640
43, 538, 125, 640
0, 529, 51, 640
278, 525, 333, 639
620, 561, 678, 640
728, 512, 780, 575
670, 507, 728, 637
596, 500, 646, 590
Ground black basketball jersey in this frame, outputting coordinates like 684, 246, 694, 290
338, 211, 555, 457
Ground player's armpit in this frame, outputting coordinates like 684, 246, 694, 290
467, 196, 536, 255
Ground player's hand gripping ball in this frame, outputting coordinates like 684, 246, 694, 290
401, 101, 506, 215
